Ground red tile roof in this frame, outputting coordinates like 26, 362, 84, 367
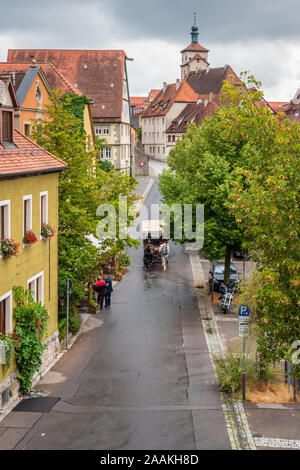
142, 81, 198, 118
181, 42, 209, 53
186, 65, 240, 95
166, 98, 219, 134
267, 101, 290, 114
130, 96, 148, 107
0, 129, 68, 178
0, 62, 85, 97
7, 49, 127, 121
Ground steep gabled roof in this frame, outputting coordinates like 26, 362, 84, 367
0, 128, 68, 179
186, 65, 240, 96
166, 98, 219, 134
142, 81, 198, 118
181, 42, 209, 54
0, 73, 18, 107
0, 62, 85, 99
7, 49, 127, 120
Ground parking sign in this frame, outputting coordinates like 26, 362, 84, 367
239, 305, 250, 337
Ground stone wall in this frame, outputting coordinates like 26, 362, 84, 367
0, 329, 60, 415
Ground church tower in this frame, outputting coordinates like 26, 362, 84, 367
180, 14, 210, 81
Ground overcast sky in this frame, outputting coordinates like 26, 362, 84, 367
1, 0, 299, 100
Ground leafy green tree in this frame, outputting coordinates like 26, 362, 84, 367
230, 98, 300, 372
159, 75, 263, 282
31, 91, 138, 318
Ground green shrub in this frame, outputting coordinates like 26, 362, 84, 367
215, 352, 264, 394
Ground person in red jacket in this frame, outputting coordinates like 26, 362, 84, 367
94, 278, 107, 310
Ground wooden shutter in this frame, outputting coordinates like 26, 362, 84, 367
0, 300, 6, 333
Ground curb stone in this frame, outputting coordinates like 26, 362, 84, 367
189, 251, 256, 450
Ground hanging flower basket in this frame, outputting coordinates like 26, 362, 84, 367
0, 238, 20, 258
41, 223, 56, 239
23, 230, 38, 247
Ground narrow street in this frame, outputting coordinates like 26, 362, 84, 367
3, 161, 231, 450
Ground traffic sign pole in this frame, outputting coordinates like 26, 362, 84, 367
239, 305, 250, 401
243, 337, 246, 401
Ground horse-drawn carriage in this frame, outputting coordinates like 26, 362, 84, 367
142, 220, 169, 270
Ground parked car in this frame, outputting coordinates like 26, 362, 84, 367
232, 250, 247, 260
209, 262, 239, 292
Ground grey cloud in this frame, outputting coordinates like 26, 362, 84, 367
107, 0, 300, 44
1, 0, 300, 45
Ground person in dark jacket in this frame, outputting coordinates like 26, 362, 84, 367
94, 278, 107, 310
104, 276, 113, 308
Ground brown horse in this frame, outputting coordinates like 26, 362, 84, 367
144, 240, 154, 268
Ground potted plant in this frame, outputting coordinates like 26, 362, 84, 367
41, 223, 56, 239
114, 270, 122, 281
23, 230, 38, 247
0, 238, 20, 258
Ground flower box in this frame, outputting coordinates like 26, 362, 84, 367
41, 223, 56, 239
0, 238, 20, 258
23, 230, 38, 246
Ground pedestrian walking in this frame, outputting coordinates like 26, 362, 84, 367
94, 277, 107, 311
105, 276, 113, 308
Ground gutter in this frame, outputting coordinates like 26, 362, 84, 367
0, 166, 69, 180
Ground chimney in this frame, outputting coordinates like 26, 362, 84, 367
176, 79, 180, 91
163, 82, 167, 93
209, 92, 213, 102
204, 98, 208, 107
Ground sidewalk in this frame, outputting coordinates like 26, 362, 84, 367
135, 176, 154, 211
192, 253, 300, 450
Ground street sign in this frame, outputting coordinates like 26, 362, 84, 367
238, 305, 250, 338
238, 305, 250, 317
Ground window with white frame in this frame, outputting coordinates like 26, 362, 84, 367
0, 291, 12, 334
100, 147, 112, 159
0, 200, 10, 240
40, 192, 48, 227
23, 195, 32, 234
27, 272, 44, 304
95, 126, 110, 136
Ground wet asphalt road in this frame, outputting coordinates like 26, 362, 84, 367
14, 177, 231, 450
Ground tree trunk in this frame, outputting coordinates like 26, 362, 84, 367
224, 245, 232, 285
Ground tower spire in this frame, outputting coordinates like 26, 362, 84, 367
191, 12, 199, 43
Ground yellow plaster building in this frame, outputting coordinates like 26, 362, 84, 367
0, 75, 67, 411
